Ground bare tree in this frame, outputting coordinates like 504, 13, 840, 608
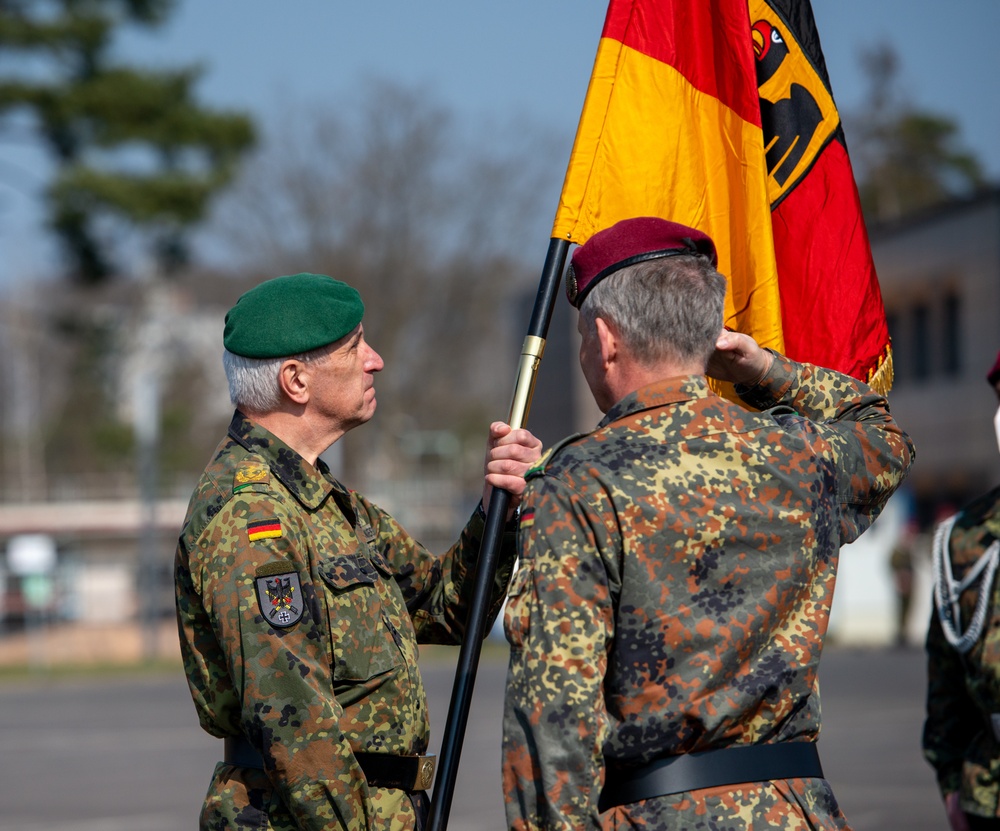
845, 42, 984, 223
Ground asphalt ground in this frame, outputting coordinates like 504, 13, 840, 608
0, 643, 943, 830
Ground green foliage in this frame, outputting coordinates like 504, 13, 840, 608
0, 0, 255, 283
91, 419, 134, 459
53, 166, 217, 222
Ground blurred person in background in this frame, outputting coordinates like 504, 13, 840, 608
889, 517, 918, 647
924, 349, 1000, 831
174, 272, 541, 831
502, 217, 915, 830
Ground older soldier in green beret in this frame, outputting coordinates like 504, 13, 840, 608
502, 218, 914, 830
175, 273, 542, 831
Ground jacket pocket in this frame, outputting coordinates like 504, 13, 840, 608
318, 553, 401, 682
503, 560, 534, 650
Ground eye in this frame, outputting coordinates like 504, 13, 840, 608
771, 29, 783, 45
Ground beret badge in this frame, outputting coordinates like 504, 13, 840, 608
564, 264, 580, 306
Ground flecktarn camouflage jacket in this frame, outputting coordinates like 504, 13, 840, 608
176, 411, 514, 831
503, 352, 914, 830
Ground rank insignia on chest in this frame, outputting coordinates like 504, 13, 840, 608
254, 564, 304, 628
248, 518, 282, 542
360, 523, 377, 543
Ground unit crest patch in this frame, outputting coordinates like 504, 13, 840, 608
254, 562, 303, 628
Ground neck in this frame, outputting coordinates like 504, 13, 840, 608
607, 357, 704, 406
244, 408, 344, 467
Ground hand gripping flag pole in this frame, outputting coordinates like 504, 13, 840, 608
426, 236, 569, 831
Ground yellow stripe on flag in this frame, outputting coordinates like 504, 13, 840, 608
553, 39, 784, 354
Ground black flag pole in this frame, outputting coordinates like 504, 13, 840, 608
426, 236, 571, 831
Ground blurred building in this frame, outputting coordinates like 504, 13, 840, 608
833, 187, 1000, 645
877, 187, 1000, 519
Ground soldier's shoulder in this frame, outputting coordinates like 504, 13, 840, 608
974, 483, 1000, 512
526, 432, 591, 480
231, 457, 275, 496
955, 484, 1000, 531
184, 447, 287, 540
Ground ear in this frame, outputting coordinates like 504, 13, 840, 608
594, 316, 618, 368
277, 359, 311, 405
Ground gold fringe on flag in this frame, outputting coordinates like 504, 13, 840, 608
866, 344, 894, 396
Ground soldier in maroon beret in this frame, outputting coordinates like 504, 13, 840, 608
502, 217, 915, 830
564, 215, 718, 309
925, 349, 1000, 831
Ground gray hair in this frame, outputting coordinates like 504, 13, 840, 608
223, 344, 333, 413
580, 254, 727, 368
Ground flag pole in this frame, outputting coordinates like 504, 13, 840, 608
427, 236, 571, 831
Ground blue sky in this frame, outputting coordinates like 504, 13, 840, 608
3, 0, 998, 285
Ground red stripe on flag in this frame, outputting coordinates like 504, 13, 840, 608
601, 0, 761, 127
772, 139, 889, 382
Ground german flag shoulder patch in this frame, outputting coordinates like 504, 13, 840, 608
248, 518, 282, 542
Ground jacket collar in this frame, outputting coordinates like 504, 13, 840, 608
598, 375, 711, 429
227, 410, 349, 512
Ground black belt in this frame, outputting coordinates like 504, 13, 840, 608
224, 735, 266, 769
599, 742, 824, 812
355, 752, 437, 792
223, 736, 436, 792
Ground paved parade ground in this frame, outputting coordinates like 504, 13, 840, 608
0, 642, 942, 830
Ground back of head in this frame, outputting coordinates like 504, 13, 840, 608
567, 217, 726, 368
222, 273, 365, 413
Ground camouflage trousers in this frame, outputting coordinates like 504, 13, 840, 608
199, 762, 429, 831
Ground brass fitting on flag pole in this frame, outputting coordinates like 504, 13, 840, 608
507, 336, 546, 429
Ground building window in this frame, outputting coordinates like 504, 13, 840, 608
942, 293, 961, 377
912, 304, 930, 380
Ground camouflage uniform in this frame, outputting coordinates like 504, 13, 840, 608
176, 411, 515, 831
503, 352, 914, 830
924, 485, 1000, 819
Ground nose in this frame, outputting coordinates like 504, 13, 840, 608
365, 343, 384, 373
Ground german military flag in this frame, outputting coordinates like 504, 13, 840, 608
553, 0, 892, 391
751, 0, 891, 387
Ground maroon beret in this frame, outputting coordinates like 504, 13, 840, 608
987, 349, 1000, 387
565, 217, 718, 308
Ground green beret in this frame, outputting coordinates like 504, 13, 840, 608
223, 273, 365, 359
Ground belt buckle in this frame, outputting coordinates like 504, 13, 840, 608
414, 755, 436, 791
